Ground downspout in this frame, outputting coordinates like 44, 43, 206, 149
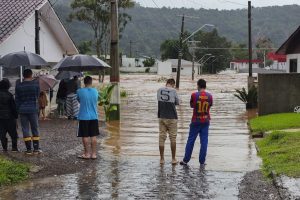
35, 10, 40, 55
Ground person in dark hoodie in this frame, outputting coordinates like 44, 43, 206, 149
0, 79, 18, 152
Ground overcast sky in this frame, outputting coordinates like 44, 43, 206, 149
135, 0, 300, 10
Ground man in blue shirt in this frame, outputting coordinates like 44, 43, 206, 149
77, 76, 99, 159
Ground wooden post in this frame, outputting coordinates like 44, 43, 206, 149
109, 0, 120, 120
176, 15, 184, 89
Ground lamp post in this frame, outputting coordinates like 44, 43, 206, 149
197, 53, 212, 74
199, 55, 214, 74
176, 23, 215, 88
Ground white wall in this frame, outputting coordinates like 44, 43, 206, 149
122, 57, 146, 68
157, 61, 172, 75
0, 13, 65, 62
230, 62, 260, 72
286, 54, 300, 73
172, 65, 193, 76
269, 61, 287, 71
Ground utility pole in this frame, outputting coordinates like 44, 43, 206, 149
129, 40, 132, 58
248, 1, 254, 88
110, 0, 120, 120
190, 40, 196, 81
176, 15, 184, 89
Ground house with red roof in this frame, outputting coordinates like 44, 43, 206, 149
0, 0, 78, 65
276, 26, 300, 73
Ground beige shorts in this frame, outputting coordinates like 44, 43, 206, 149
159, 119, 178, 146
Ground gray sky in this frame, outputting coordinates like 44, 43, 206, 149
135, 0, 300, 10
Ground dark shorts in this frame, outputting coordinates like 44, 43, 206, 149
77, 120, 100, 137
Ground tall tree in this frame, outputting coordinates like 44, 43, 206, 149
255, 37, 274, 67
231, 43, 248, 60
194, 29, 232, 73
69, 0, 134, 57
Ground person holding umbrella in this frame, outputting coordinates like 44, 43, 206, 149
15, 69, 41, 154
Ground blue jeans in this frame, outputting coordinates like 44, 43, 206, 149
183, 122, 209, 164
20, 113, 39, 138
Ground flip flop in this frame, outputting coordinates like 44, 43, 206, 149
77, 155, 90, 159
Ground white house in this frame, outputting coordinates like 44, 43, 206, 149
230, 59, 262, 72
120, 55, 158, 73
0, 0, 78, 66
276, 26, 300, 73
158, 59, 199, 76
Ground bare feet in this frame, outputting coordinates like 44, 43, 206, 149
91, 154, 97, 160
77, 154, 90, 159
172, 159, 178, 165
160, 159, 165, 165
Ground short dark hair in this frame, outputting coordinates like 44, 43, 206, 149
23, 69, 33, 78
0, 78, 11, 90
166, 78, 175, 86
84, 76, 92, 85
197, 79, 206, 89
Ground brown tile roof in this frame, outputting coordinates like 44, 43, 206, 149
0, 0, 46, 44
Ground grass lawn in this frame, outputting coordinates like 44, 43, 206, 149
0, 156, 29, 186
250, 113, 300, 132
256, 131, 300, 178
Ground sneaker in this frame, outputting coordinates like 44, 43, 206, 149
11, 149, 19, 153
180, 161, 188, 166
33, 149, 43, 154
24, 150, 33, 155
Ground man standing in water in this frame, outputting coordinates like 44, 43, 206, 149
180, 79, 213, 166
77, 76, 99, 159
157, 78, 179, 165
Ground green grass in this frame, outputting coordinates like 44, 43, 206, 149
256, 131, 300, 178
0, 156, 30, 186
250, 113, 300, 132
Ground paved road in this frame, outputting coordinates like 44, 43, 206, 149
0, 74, 261, 200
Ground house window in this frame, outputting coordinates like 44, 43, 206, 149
172, 68, 177, 72
290, 59, 297, 73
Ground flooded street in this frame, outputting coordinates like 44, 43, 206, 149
0, 74, 261, 200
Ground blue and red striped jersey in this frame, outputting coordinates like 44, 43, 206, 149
190, 90, 213, 123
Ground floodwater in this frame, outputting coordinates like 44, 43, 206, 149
0, 74, 261, 200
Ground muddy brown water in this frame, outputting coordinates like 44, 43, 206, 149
0, 74, 261, 200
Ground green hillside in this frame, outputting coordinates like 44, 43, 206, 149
52, 1, 300, 58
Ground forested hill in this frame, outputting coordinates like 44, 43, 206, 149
53, 2, 300, 57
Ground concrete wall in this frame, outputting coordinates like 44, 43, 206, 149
172, 65, 194, 76
258, 73, 300, 115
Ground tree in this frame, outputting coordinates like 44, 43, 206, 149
194, 29, 232, 73
160, 32, 191, 61
78, 40, 92, 54
255, 37, 274, 67
142, 57, 155, 67
231, 43, 248, 60
69, 0, 134, 57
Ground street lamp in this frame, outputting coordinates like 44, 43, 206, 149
199, 55, 214, 75
176, 23, 215, 88
196, 54, 212, 74
183, 24, 215, 43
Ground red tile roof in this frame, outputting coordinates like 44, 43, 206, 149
0, 0, 46, 44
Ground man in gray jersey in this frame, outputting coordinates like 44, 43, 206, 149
157, 78, 179, 165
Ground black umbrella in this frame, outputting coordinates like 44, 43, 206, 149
55, 71, 83, 80
53, 54, 110, 72
0, 51, 48, 68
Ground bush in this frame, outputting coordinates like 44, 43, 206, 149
142, 57, 156, 67
120, 89, 127, 98
234, 86, 257, 109
145, 68, 150, 73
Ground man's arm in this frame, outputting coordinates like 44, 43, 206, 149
209, 95, 213, 107
174, 91, 180, 105
15, 84, 20, 111
190, 93, 194, 108
10, 95, 18, 119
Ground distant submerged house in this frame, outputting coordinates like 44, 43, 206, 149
0, 0, 78, 66
276, 26, 300, 73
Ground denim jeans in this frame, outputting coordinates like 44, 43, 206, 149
183, 122, 209, 164
20, 113, 39, 138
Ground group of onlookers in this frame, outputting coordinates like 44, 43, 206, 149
0, 69, 100, 159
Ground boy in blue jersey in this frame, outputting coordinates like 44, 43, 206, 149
77, 76, 99, 159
